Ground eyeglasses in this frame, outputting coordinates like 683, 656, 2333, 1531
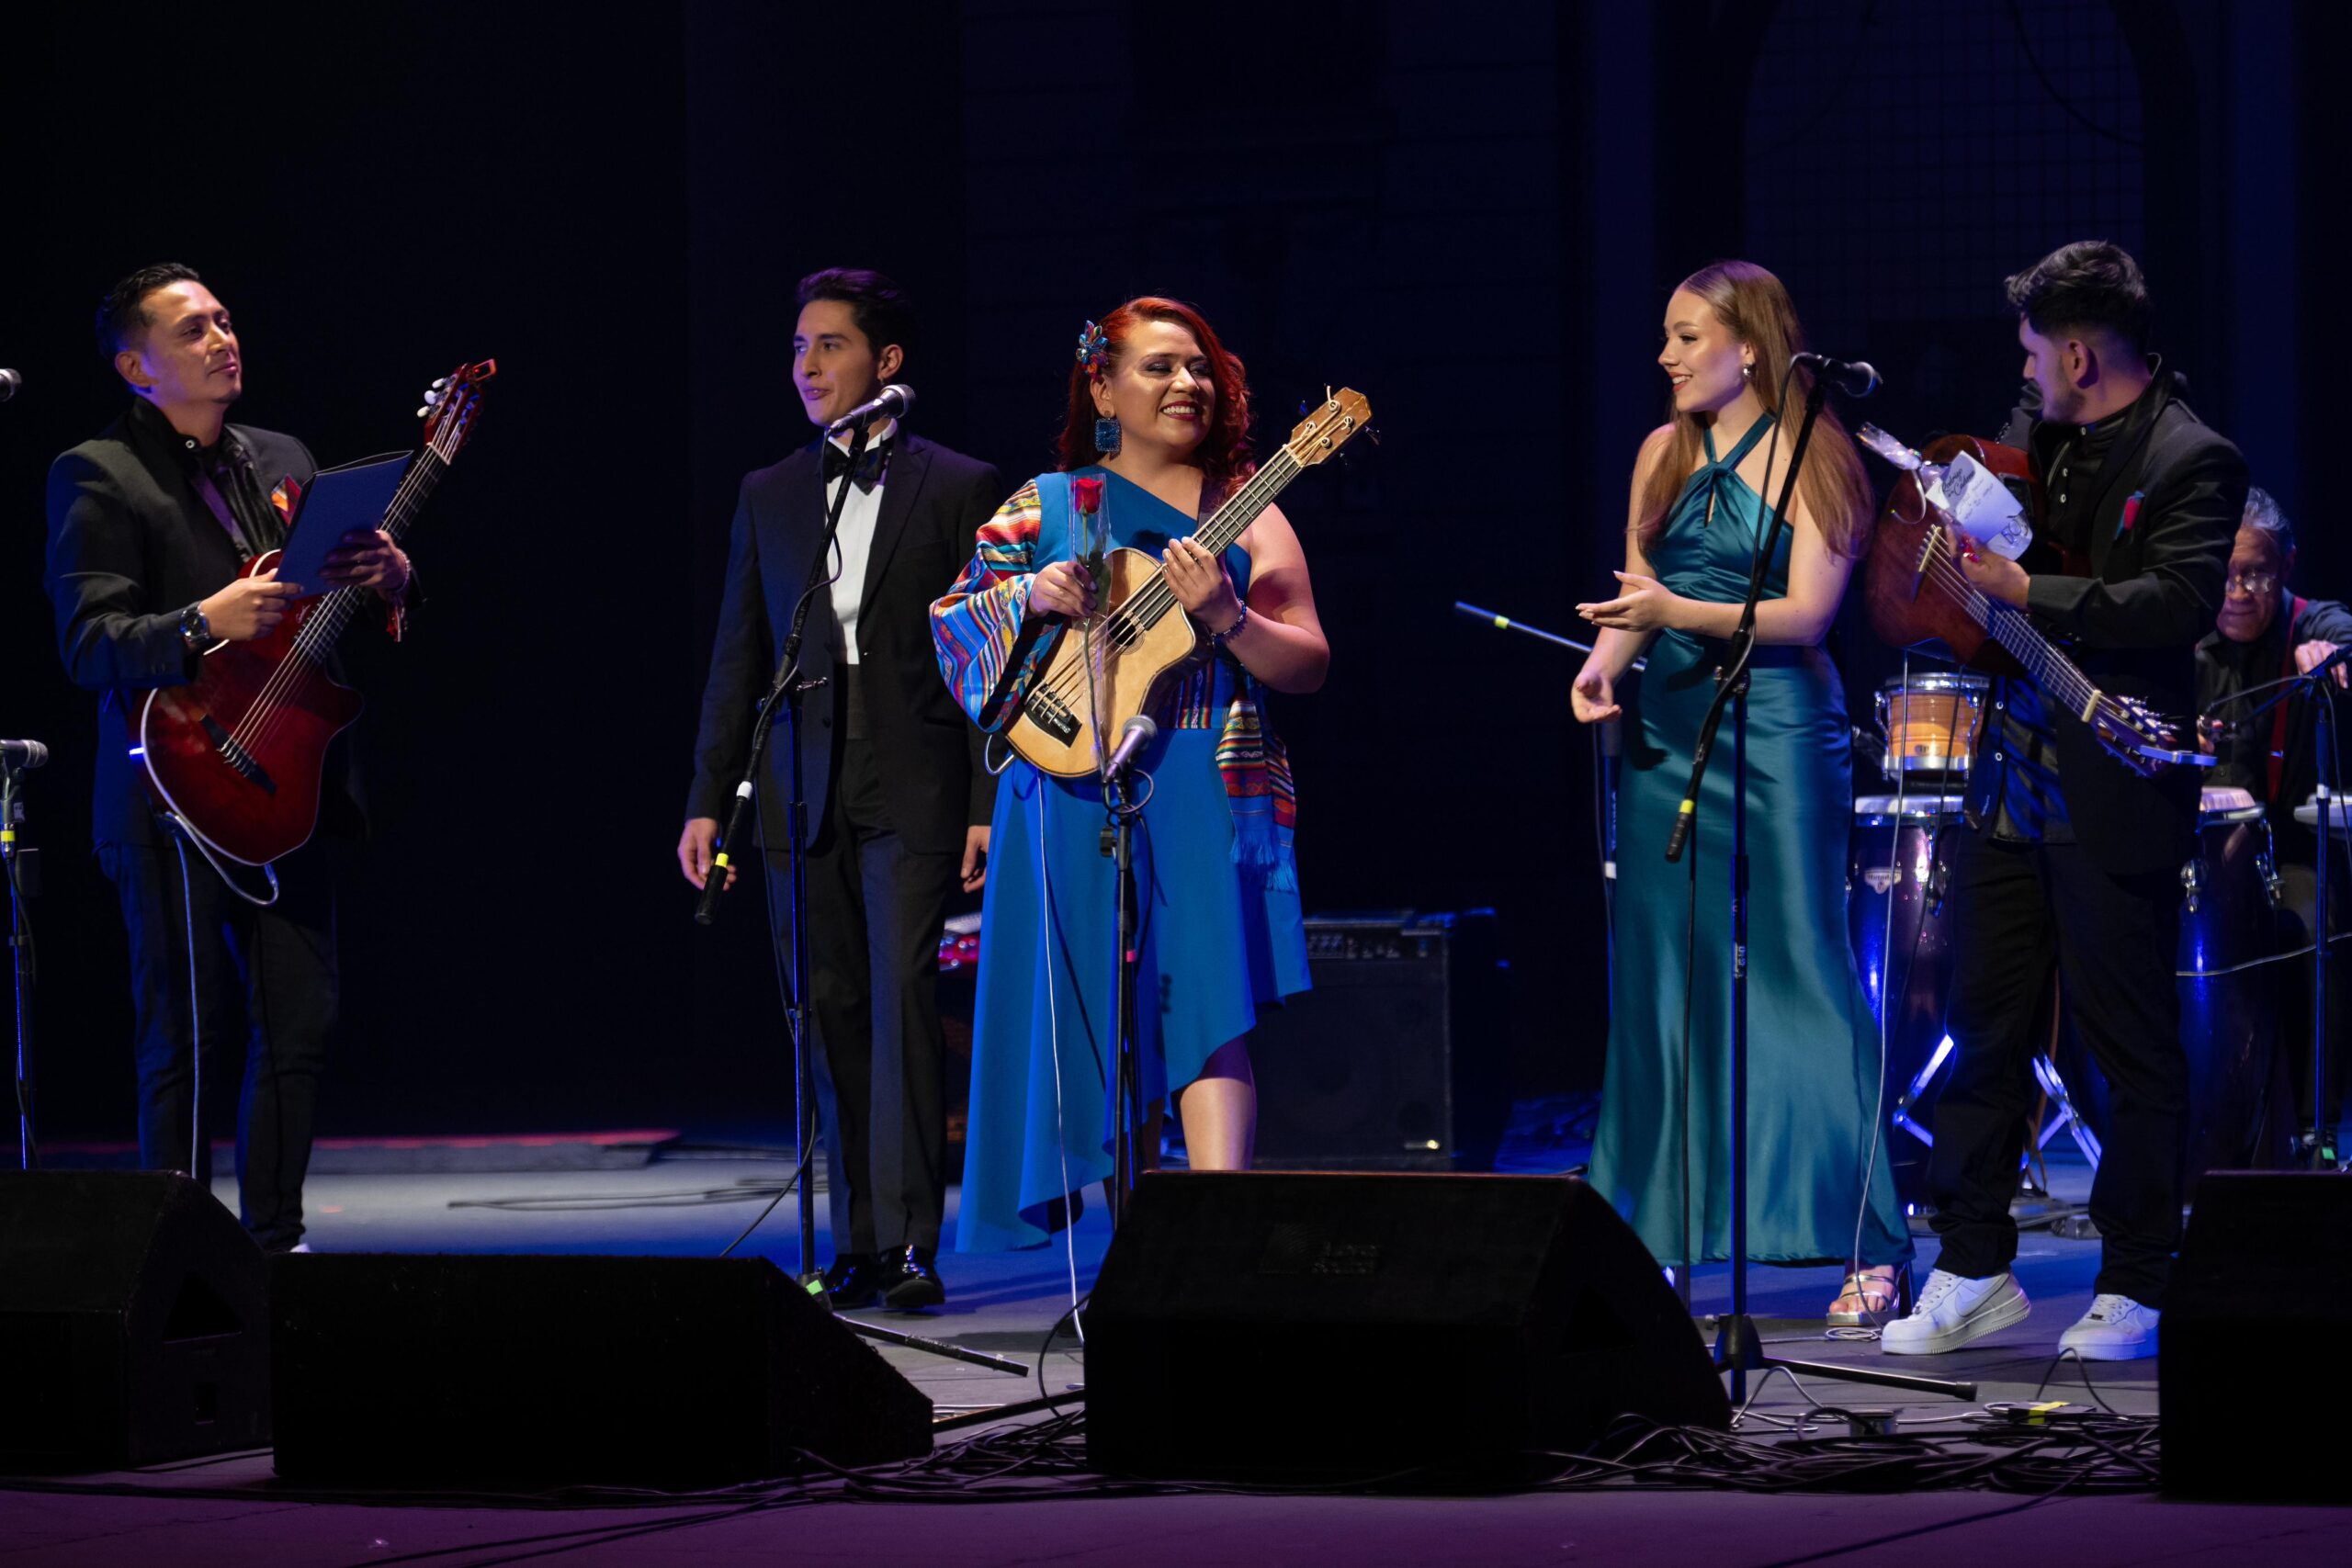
2225, 572, 2278, 597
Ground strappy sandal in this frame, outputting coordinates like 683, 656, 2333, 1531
1826, 1264, 1910, 1327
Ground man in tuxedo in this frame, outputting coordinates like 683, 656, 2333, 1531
680, 268, 1001, 1310
1883, 242, 2245, 1361
44, 263, 412, 1251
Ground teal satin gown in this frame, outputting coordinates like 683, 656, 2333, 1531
1590, 417, 1912, 1269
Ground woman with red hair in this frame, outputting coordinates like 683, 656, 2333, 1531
932, 298, 1329, 1251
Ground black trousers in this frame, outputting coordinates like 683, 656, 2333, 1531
765, 736, 956, 1257
100, 836, 340, 1253
1930, 829, 2188, 1307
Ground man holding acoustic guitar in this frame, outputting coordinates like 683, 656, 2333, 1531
1881, 242, 2248, 1362
44, 263, 412, 1254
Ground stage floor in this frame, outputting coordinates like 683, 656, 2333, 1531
5, 1124, 2346, 1565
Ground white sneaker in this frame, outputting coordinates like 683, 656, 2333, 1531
2057, 1293, 2159, 1360
1880, 1269, 2030, 1355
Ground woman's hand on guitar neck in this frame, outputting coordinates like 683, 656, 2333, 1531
1027, 559, 1097, 622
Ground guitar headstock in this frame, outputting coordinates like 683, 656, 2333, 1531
2094, 694, 2198, 778
418, 359, 498, 460
1283, 388, 1374, 468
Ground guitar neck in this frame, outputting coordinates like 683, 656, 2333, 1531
292, 449, 447, 661
1114, 449, 1303, 634
1954, 560, 2100, 722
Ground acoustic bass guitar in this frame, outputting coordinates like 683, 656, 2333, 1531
1003, 388, 1372, 777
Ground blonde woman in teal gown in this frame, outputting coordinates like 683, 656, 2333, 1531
1571, 261, 1912, 1324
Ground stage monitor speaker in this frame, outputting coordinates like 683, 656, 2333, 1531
0, 1171, 270, 1469
273, 1254, 932, 1486
1249, 909, 1510, 1170
2162, 1171, 2352, 1503
1086, 1171, 1727, 1481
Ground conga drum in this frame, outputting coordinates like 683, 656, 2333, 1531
1876, 672, 1990, 782
2052, 786, 2286, 1198
1849, 793, 1966, 1208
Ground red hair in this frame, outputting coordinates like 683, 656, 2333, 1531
1056, 297, 1256, 492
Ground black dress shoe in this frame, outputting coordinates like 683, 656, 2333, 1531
879, 1245, 946, 1311
819, 1252, 885, 1310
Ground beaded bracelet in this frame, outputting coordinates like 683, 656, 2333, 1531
1211, 601, 1249, 644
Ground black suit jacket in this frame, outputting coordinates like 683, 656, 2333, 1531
44, 400, 334, 849
686, 432, 1002, 857
1962, 373, 2247, 875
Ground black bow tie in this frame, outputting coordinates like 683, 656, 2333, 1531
823, 439, 891, 493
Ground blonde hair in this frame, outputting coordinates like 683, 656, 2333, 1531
1634, 260, 1874, 558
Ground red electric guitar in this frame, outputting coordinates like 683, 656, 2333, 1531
133, 360, 495, 868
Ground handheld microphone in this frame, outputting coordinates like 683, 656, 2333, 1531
0, 368, 20, 402
1102, 715, 1157, 784
824, 383, 914, 434
1792, 353, 1881, 398
0, 739, 48, 770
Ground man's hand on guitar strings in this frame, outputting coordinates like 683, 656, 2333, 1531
198, 569, 303, 642
1029, 558, 1098, 621
1162, 536, 1241, 632
1955, 540, 2030, 607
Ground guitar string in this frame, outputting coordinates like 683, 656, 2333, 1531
230, 448, 445, 755
1915, 540, 2106, 720
228, 441, 446, 747
1022, 447, 1306, 719
229, 421, 458, 756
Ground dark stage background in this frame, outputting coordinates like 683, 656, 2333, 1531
3, 0, 2343, 1143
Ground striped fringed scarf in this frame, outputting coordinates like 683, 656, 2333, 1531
1215, 668, 1298, 892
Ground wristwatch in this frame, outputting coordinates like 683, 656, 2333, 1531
179, 603, 211, 650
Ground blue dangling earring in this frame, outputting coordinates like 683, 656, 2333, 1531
1093, 414, 1123, 456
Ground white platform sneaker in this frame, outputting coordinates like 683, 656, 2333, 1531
2057, 1293, 2160, 1360
1880, 1269, 2031, 1355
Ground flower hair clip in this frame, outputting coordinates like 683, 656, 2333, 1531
1076, 320, 1110, 376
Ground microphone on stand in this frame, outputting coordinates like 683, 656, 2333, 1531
1792, 352, 1881, 398
0, 740, 48, 771
824, 383, 915, 434
1102, 715, 1157, 784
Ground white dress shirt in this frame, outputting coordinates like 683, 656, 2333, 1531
823, 418, 895, 664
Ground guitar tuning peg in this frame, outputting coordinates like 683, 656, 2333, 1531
432, 378, 448, 389
415, 406, 430, 419
423, 389, 441, 407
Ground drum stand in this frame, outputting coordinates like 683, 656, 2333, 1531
1667, 373, 1973, 1405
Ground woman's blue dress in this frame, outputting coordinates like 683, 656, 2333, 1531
932, 468, 1310, 1252
1590, 419, 1912, 1269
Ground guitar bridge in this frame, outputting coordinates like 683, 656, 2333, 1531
199, 715, 277, 794
1023, 691, 1081, 745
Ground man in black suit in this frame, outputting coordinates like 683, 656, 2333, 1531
1883, 242, 2245, 1362
679, 268, 1001, 1310
44, 263, 412, 1252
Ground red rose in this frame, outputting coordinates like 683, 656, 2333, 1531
1073, 476, 1104, 514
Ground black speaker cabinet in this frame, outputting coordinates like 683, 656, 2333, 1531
2162, 1171, 2352, 1502
0, 1171, 271, 1469
1086, 1171, 1728, 1481
1250, 909, 1510, 1169
273, 1254, 932, 1486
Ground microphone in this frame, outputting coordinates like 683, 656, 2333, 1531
1102, 715, 1157, 784
0, 739, 49, 770
1792, 352, 1880, 398
0, 368, 20, 402
823, 383, 914, 434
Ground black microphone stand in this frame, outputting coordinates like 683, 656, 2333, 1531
694, 423, 1025, 1379
2211, 655, 2346, 1169
1103, 755, 1150, 1225
1667, 373, 1973, 1405
3, 758, 35, 1171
